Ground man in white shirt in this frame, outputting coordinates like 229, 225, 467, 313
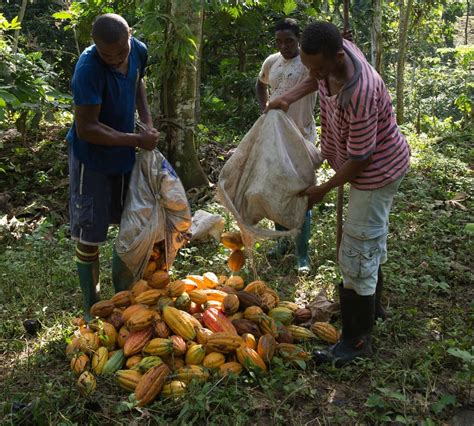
256, 18, 317, 273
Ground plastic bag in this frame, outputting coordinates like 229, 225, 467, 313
216, 110, 322, 241
116, 149, 191, 280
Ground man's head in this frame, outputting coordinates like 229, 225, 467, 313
92, 14, 131, 68
300, 21, 344, 80
274, 18, 300, 60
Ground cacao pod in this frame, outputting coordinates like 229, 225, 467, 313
135, 364, 171, 406
287, 325, 316, 341
133, 356, 163, 373
101, 349, 125, 375
202, 272, 219, 289
90, 300, 115, 318
117, 326, 130, 348
276, 325, 294, 344
175, 365, 209, 383
244, 280, 267, 295
185, 344, 206, 365
219, 362, 243, 377
135, 289, 165, 306
130, 280, 151, 302
126, 309, 155, 332
236, 346, 267, 372
91, 346, 108, 374
294, 308, 312, 324
241, 333, 257, 350
228, 249, 245, 272
257, 334, 276, 363
170, 335, 187, 356
236, 291, 262, 310
277, 343, 310, 361
162, 380, 187, 397
259, 315, 278, 338
268, 307, 294, 325
168, 280, 186, 297
125, 355, 143, 369
223, 294, 239, 315
111, 291, 132, 308
243, 306, 264, 323
226, 275, 245, 290
143, 338, 174, 357
70, 353, 89, 376
175, 292, 192, 312
202, 308, 237, 335
122, 304, 148, 323
260, 289, 280, 312
206, 332, 243, 353
153, 320, 170, 338
232, 319, 261, 338
123, 326, 153, 357
162, 306, 196, 341
76, 371, 96, 396
188, 290, 207, 305
202, 352, 225, 369
149, 270, 170, 289
220, 231, 244, 250
106, 309, 124, 330
116, 369, 142, 392
310, 322, 340, 344
78, 332, 100, 354
277, 301, 300, 312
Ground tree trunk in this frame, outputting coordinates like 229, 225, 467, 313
396, 0, 413, 125
371, 0, 383, 73
12, 0, 28, 54
162, 0, 208, 190
465, 0, 470, 45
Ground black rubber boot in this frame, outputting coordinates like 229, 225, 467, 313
314, 284, 375, 367
375, 266, 386, 321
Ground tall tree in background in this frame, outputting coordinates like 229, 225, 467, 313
161, 0, 208, 189
371, 0, 383, 73
12, 0, 27, 53
396, 0, 413, 124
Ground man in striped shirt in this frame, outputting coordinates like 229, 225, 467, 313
266, 21, 410, 367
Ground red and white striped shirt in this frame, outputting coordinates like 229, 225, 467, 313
317, 40, 410, 189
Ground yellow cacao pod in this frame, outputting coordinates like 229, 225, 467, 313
161, 380, 187, 397
162, 306, 196, 341
219, 362, 243, 377
143, 338, 174, 357
206, 332, 243, 353
116, 369, 142, 392
310, 322, 340, 344
202, 352, 225, 369
287, 325, 317, 341
125, 355, 143, 369
244, 280, 267, 295
126, 309, 155, 332
226, 275, 245, 290
241, 333, 257, 350
236, 346, 267, 372
134, 289, 166, 306
175, 365, 210, 383
184, 344, 206, 365
91, 346, 108, 374
76, 371, 96, 396
168, 280, 186, 297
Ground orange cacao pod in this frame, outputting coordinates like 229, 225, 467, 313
111, 291, 132, 308
219, 361, 243, 377
134, 364, 171, 406
90, 300, 115, 318
220, 231, 244, 250
148, 270, 170, 289
227, 249, 245, 272
257, 334, 276, 363
226, 275, 245, 290
124, 326, 153, 357
223, 294, 240, 315
126, 309, 155, 332
236, 346, 267, 372
310, 322, 340, 344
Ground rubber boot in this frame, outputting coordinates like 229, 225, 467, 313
375, 266, 386, 321
314, 283, 374, 367
112, 246, 135, 293
295, 211, 311, 273
268, 222, 290, 259
76, 257, 100, 323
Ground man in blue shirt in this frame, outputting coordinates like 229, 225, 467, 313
66, 13, 159, 321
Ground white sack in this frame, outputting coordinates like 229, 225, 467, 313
190, 210, 225, 243
216, 110, 322, 240
116, 149, 191, 279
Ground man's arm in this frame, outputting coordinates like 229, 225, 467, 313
265, 76, 319, 112
256, 79, 269, 113
136, 79, 154, 128
75, 104, 159, 150
302, 157, 372, 209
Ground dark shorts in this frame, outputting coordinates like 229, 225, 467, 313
68, 146, 131, 245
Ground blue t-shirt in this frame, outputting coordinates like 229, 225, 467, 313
66, 37, 148, 175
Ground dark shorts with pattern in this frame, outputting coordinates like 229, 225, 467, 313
68, 145, 131, 246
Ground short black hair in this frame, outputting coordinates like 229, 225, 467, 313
301, 21, 342, 58
92, 13, 129, 44
274, 18, 299, 38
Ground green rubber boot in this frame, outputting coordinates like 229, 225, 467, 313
295, 211, 312, 273
76, 258, 100, 322
112, 246, 135, 293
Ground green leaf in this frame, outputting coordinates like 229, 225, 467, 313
431, 394, 456, 414
52, 11, 73, 20
464, 223, 474, 235
447, 348, 474, 364
283, 0, 297, 15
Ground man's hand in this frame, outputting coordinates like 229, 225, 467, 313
137, 127, 160, 150
264, 96, 290, 113
300, 184, 330, 210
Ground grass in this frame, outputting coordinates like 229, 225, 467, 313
0, 126, 473, 425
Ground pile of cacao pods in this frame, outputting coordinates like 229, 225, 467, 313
67, 232, 340, 406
